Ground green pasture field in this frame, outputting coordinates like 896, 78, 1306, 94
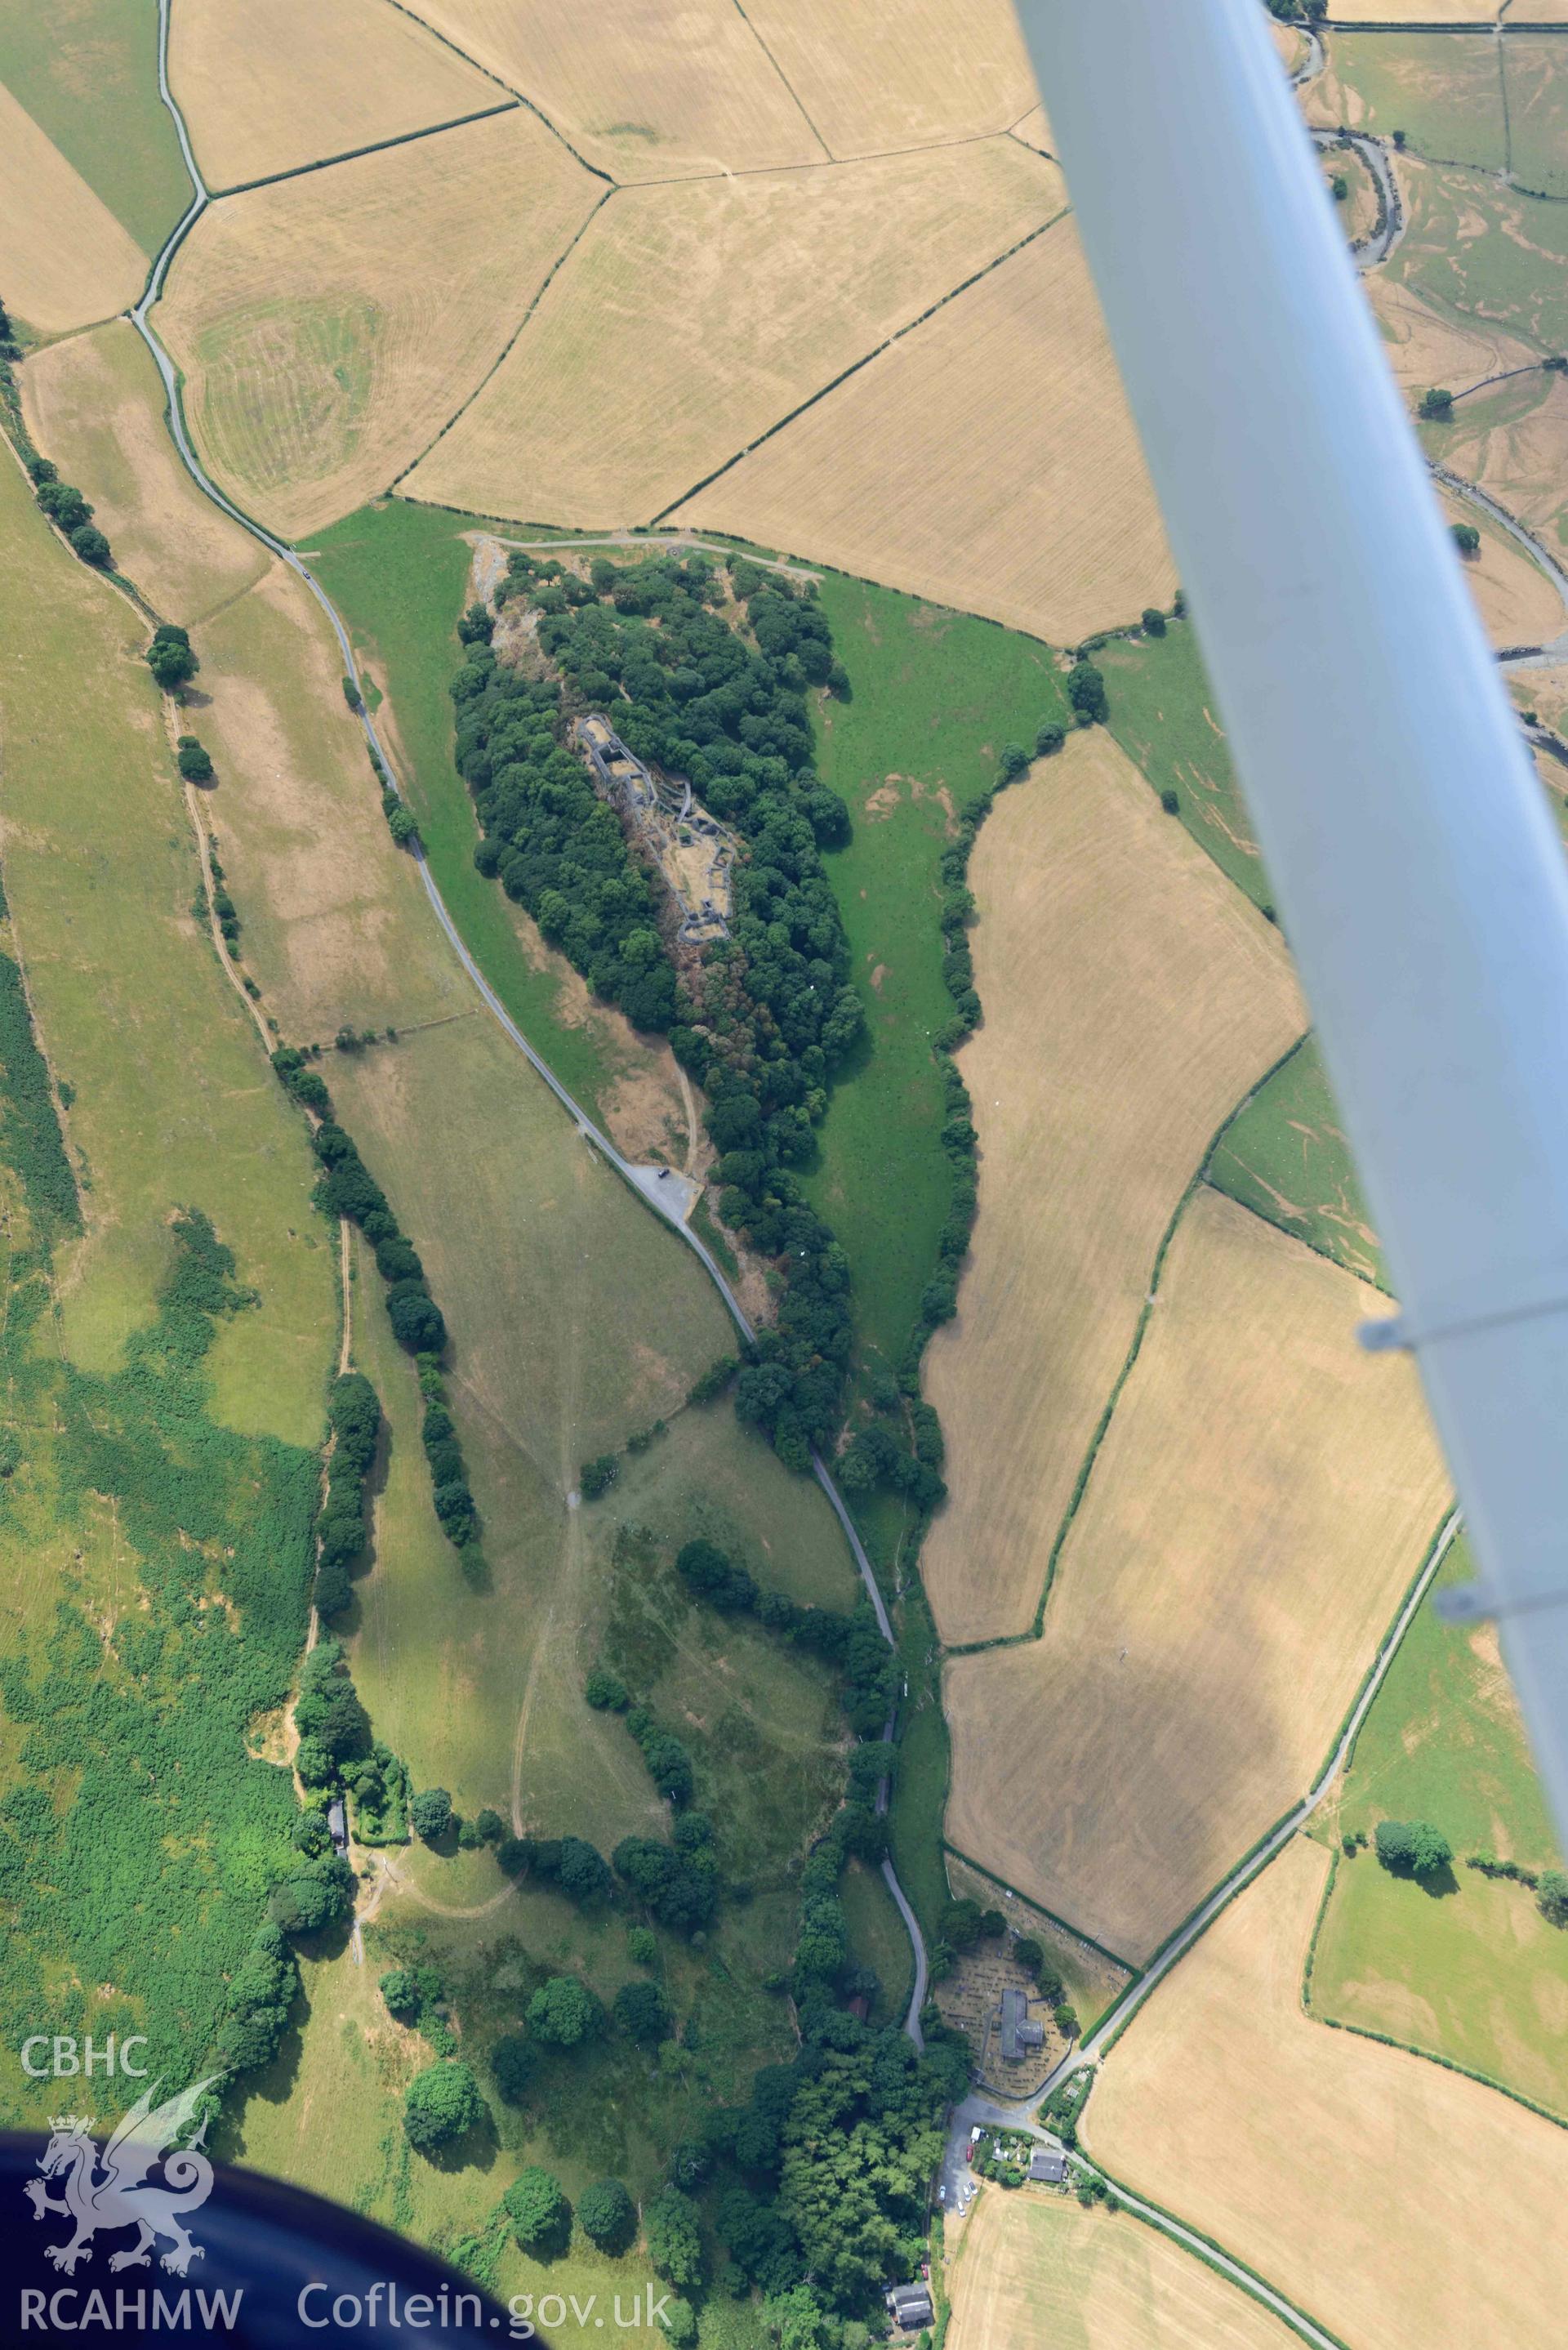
0, 438, 341, 2128
890, 1598, 953, 1939
1312, 1532, 1568, 2115
332, 1012, 858, 1856
309, 500, 644, 1126
1392, 162, 1568, 359
1324, 32, 1506, 172
805, 575, 1067, 1378
230, 1892, 789, 2345
1100, 622, 1274, 912
1207, 1035, 1385, 1286
0, 0, 191, 256
840, 1857, 915, 2026
0, 441, 334, 1444
1504, 33, 1568, 199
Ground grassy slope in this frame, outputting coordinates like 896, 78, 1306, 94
235, 1888, 783, 2345
1100, 621, 1272, 912
1392, 163, 1568, 363
0, 448, 333, 2121
1208, 1035, 1386, 1286
308, 500, 643, 1123
840, 1856, 915, 2026
0, 0, 191, 256
1313, 1533, 1568, 2116
0, 455, 333, 1441
804, 577, 1065, 1376
1325, 31, 1507, 172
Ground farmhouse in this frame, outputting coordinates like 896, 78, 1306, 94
1030, 2147, 1067, 2186
886, 2284, 935, 2332
1000, 1984, 1046, 2061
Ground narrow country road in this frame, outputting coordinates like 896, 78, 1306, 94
132, 0, 927, 2045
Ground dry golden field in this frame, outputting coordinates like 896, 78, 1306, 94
20, 321, 268, 623
922, 732, 1302, 1646
1369, 274, 1539, 400
677, 221, 1176, 643
190, 564, 479, 1042
1088, 1838, 1568, 2350
405, 138, 1064, 525
168, 0, 499, 189
946, 1187, 1448, 1964
157, 109, 599, 538
1437, 482, 1567, 644
401, 0, 822, 178
1009, 105, 1054, 154
948, 2191, 1299, 2350
0, 82, 148, 334
1431, 372, 1568, 543
739, 0, 1036, 155
1508, 0, 1568, 19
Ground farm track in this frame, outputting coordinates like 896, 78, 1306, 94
130, 0, 927, 2045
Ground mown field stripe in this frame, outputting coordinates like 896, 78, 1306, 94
207, 100, 521, 199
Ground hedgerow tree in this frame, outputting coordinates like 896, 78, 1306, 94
146, 622, 198, 694
1537, 1868, 1568, 1927
504, 2166, 571, 2253
1065, 658, 1108, 725
176, 736, 214, 783
1374, 1819, 1453, 1880
1419, 387, 1454, 421
70, 523, 112, 568
403, 2060, 484, 2152
1450, 522, 1481, 558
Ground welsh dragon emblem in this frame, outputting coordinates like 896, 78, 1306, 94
24, 2078, 218, 2276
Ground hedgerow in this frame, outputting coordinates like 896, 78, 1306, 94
457, 549, 862, 1467
674, 1539, 898, 1735
272, 1045, 481, 1570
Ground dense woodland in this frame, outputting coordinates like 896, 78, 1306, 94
454, 551, 867, 1469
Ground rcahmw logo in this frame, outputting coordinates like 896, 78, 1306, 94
23, 2079, 220, 2281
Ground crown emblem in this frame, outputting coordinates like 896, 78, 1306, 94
47, 2115, 96, 2136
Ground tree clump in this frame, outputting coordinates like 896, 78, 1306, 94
403, 2059, 485, 2153
458, 549, 861, 1468
146, 622, 198, 694
504, 2165, 572, 2252
1374, 1819, 1453, 1880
